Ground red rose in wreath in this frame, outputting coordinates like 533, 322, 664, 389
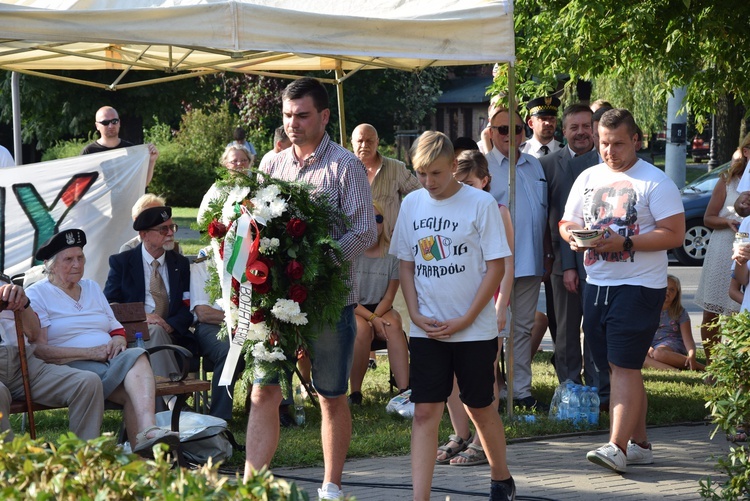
250, 309, 266, 324
207, 219, 228, 239
286, 260, 304, 280
253, 280, 271, 294
286, 218, 307, 238
289, 284, 308, 304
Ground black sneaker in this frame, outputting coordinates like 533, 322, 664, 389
490, 477, 516, 501
513, 396, 549, 413
348, 391, 363, 406
368, 358, 377, 370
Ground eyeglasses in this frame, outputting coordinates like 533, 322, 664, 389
97, 118, 120, 126
146, 224, 178, 235
490, 125, 524, 135
375, 214, 384, 224
228, 158, 249, 165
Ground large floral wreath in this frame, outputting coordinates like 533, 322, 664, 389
198, 169, 349, 391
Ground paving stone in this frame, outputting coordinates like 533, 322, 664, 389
273, 423, 732, 500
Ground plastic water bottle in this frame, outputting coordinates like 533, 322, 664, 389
569, 387, 583, 426
579, 387, 591, 425
588, 386, 600, 425
549, 384, 563, 419
559, 383, 573, 420
294, 385, 306, 426
134, 332, 146, 349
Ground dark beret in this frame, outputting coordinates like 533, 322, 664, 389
133, 206, 172, 231
35, 229, 87, 261
526, 96, 561, 117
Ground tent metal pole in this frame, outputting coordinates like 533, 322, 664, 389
11, 71, 21, 165
335, 61, 346, 146
505, 62, 516, 419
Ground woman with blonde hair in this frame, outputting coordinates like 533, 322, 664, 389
694, 133, 750, 364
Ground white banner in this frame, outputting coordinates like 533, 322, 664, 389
1, 146, 149, 287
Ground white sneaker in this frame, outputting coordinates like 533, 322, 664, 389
317, 482, 343, 500
586, 442, 628, 473
627, 440, 654, 465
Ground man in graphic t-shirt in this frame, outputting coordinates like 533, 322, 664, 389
560, 108, 684, 474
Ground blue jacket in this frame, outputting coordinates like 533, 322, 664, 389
103, 243, 193, 340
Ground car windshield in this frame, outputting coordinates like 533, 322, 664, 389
682, 163, 730, 194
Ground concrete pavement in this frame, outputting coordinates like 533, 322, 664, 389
273, 422, 731, 500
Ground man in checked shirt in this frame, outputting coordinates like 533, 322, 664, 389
244, 77, 377, 501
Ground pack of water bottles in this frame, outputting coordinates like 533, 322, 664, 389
548, 380, 600, 427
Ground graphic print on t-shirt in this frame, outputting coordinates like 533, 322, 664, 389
418, 235, 452, 261
583, 179, 640, 264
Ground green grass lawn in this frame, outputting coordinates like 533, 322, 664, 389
11, 351, 709, 471
172, 206, 203, 256
12, 204, 709, 470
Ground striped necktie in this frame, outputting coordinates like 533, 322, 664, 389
150, 260, 169, 318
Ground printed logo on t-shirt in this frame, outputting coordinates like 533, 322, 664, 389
583, 180, 639, 264
418, 235, 452, 261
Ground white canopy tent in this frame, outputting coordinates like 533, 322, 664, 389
0, 0, 523, 413
0, 0, 515, 150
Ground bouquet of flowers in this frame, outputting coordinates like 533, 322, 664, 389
198, 169, 349, 391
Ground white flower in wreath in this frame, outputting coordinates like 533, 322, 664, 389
251, 342, 287, 362
271, 298, 308, 325
259, 237, 280, 254
221, 186, 251, 224
247, 320, 270, 341
251, 186, 287, 221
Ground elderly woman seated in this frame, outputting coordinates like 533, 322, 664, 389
26, 229, 178, 456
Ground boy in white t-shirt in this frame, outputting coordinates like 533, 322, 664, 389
390, 131, 515, 501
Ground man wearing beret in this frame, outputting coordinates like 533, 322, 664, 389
521, 96, 564, 159
104, 206, 192, 397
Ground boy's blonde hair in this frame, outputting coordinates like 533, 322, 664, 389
410, 131, 454, 172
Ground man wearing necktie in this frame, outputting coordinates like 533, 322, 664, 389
520, 96, 564, 159
104, 206, 192, 398
541, 104, 606, 399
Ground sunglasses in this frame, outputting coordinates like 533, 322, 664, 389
490, 124, 524, 135
97, 118, 120, 126
146, 224, 178, 235
375, 214, 384, 224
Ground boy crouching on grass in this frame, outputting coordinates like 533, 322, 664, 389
390, 131, 516, 501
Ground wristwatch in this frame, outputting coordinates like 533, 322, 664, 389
622, 236, 633, 252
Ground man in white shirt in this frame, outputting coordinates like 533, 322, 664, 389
520, 96, 564, 158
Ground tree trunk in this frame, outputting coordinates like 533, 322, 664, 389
715, 93, 745, 163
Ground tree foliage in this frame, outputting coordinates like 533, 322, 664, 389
591, 69, 667, 137
0, 70, 221, 149
493, 0, 750, 142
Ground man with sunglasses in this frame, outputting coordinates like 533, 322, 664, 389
485, 105, 551, 412
104, 205, 192, 401
81, 106, 160, 185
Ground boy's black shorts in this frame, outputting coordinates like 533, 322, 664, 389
409, 337, 498, 409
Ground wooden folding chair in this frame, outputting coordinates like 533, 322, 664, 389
15, 311, 37, 438
7, 308, 36, 438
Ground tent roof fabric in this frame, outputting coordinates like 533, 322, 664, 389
0, 0, 514, 88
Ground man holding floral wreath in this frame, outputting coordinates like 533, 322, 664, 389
244, 77, 376, 500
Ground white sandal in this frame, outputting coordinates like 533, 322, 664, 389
133, 426, 180, 456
